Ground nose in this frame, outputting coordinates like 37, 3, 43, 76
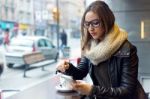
88, 24, 94, 31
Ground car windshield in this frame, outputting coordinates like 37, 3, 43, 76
10, 38, 34, 47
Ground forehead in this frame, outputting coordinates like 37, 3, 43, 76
85, 11, 99, 21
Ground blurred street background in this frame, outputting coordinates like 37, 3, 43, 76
0, 0, 150, 98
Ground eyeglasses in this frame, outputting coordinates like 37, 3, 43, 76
84, 19, 101, 28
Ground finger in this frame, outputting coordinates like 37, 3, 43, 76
64, 60, 69, 69
75, 80, 83, 84
64, 64, 69, 69
72, 84, 81, 91
73, 83, 82, 89
56, 65, 62, 71
56, 63, 63, 70
71, 83, 76, 90
56, 65, 65, 72
73, 80, 87, 89
64, 61, 68, 65
71, 82, 80, 90
57, 60, 66, 66
61, 68, 66, 72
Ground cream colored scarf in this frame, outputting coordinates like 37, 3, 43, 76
85, 24, 128, 65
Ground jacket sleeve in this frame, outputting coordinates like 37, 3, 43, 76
65, 57, 89, 80
90, 45, 139, 98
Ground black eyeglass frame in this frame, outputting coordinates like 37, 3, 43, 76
84, 19, 101, 28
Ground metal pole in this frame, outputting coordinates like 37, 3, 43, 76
56, 0, 59, 50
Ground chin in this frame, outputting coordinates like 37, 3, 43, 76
92, 36, 99, 40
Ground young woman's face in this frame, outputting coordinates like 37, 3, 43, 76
84, 11, 105, 40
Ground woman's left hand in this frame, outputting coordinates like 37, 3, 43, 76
72, 80, 93, 95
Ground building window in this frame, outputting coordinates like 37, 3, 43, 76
19, 11, 24, 21
141, 20, 150, 39
5, 6, 8, 19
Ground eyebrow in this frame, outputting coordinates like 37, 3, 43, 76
84, 19, 99, 23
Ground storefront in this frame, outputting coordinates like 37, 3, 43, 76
18, 23, 29, 35
0, 21, 18, 30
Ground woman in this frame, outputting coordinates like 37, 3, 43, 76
56, 1, 147, 99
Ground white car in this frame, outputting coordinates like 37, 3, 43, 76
5, 36, 59, 68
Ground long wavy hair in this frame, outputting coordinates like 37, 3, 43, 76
81, 1, 115, 53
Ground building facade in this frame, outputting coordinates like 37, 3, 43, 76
0, 0, 34, 36
16, 0, 34, 36
0, 0, 17, 31
0, 0, 85, 38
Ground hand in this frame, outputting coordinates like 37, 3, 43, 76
56, 60, 70, 73
72, 80, 93, 95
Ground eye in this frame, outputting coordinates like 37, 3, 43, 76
92, 21, 100, 26
84, 22, 90, 27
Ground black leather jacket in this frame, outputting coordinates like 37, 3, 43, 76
66, 40, 147, 99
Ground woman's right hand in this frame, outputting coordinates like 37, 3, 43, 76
56, 60, 70, 73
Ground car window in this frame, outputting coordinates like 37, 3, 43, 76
45, 40, 53, 48
38, 39, 46, 47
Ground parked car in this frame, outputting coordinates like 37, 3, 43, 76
5, 36, 59, 68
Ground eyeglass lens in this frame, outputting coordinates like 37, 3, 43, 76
84, 19, 100, 28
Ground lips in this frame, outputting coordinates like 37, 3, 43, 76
90, 33, 96, 36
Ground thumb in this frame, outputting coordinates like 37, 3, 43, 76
75, 80, 84, 84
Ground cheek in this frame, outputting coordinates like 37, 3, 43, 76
96, 28, 105, 37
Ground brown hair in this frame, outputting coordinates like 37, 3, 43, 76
81, 0, 115, 52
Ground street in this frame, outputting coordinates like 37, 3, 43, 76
0, 38, 81, 93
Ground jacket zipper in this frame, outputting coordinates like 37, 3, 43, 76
108, 59, 112, 87
93, 95, 97, 99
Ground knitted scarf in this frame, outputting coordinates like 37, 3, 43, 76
85, 24, 128, 65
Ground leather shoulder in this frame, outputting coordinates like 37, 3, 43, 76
114, 40, 132, 57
